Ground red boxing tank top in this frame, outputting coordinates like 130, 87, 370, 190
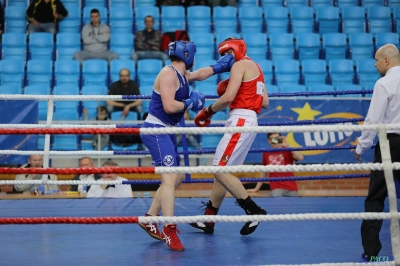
229, 57, 265, 114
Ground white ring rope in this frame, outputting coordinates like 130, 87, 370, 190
3, 123, 400, 134
138, 213, 400, 223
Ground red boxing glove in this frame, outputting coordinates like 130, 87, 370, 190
194, 105, 216, 127
217, 79, 229, 97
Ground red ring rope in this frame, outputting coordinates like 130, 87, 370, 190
0, 167, 156, 175
0, 128, 141, 135
0, 217, 139, 224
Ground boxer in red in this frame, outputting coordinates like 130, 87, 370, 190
190, 37, 270, 235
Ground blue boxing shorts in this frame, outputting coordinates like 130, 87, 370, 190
140, 122, 181, 167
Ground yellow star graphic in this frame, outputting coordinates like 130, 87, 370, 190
276, 105, 283, 111
291, 102, 322, 121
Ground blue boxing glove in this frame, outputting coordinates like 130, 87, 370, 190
183, 90, 205, 111
210, 54, 235, 75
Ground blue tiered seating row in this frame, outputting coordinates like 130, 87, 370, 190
4, 3, 400, 34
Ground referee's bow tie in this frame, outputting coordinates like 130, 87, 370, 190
105, 185, 116, 189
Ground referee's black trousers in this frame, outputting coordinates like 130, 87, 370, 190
361, 133, 400, 257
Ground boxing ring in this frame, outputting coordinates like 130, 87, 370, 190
0, 91, 399, 265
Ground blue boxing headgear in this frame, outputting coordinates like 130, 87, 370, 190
168, 41, 197, 70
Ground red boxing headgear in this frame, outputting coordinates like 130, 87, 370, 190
217, 79, 229, 97
217, 38, 247, 61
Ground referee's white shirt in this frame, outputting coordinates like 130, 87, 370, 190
356, 66, 400, 155
86, 176, 133, 198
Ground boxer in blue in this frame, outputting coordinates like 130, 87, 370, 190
138, 40, 235, 251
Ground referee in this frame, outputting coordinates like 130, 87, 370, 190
355, 44, 400, 261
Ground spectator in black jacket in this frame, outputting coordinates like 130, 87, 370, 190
26, 0, 68, 34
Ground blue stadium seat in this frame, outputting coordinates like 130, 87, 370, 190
328, 59, 354, 87
1, 33, 26, 61
110, 59, 136, 83
220, 72, 230, 81
375, 32, 400, 50
335, 84, 363, 97
286, 0, 308, 7
279, 84, 306, 93
37, 135, 46, 150
310, 0, 333, 8
56, 33, 80, 60
242, 33, 268, 59
201, 134, 223, 149
58, 5, 81, 33
54, 60, 80, 86
307, 84, 334, 96
27, 60, 53, 87
110, 7, 133, 33
341, 6, 366, 35
190, 33, 215, 60
0, 59, 24, 88
0, 85, 21, 94
289, 6, 314, 34
213, 6, 238, 34
137, 59, 162, 87
323, 33, 347, 61
139, 85, 153, 95
53, 85, 80, 95
349, 33, 374, 62
261, 0, 283, 7
388, 0, 400, 9
301, 59, 327, 86
24, 85, 50, 120
238, 0, 257, 7
161, 6, 185, 32
193, 59, 217, 85
135, 0, 155, 7
296, 33, 321, 61
316, 6, 340, 34
264, 6, 289, 34
135, 6, 160, 31
361, 0, 383, 11
195, 83, 217, 96
53, 100, 80, 120
394, 7, 400, 34
266, 85, 279, 93
255, 59, 273, 85
187, 6, 211, 34
62, 0, 80, 6
274, 59, 300, 86
52, 135, 79, 150
269, 33, 295, 61
5, 6, 26, 33
83, 6, 108, 25
336, 0, 358, 7
109, 0, 131, 7
356, 59, 380, 87
110, 33, 134, 60
85, 0, 107, 6
81, 86, 108, 118
367, 6, 392, 35
82, 60, 108, 86
239, 6, 263, 33
6, 0, 28, 6
29, 33, 54, 60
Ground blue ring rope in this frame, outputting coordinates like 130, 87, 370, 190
121, 90, 373, 100
114, 144, 375, 155
121, 173, 369, 185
